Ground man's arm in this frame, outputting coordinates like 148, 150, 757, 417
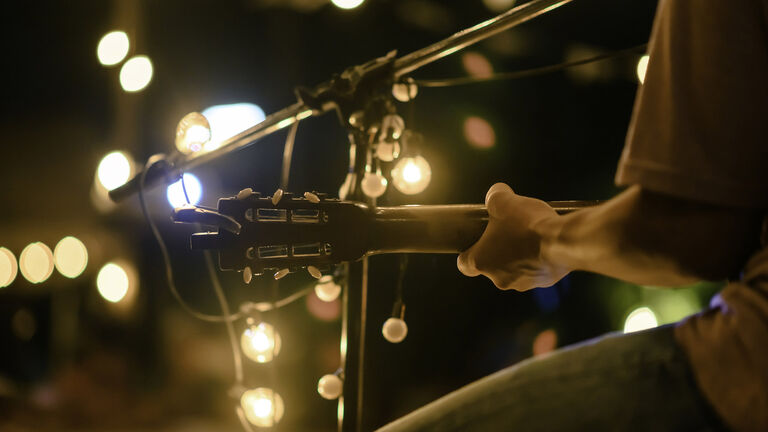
457, 183, 764, 291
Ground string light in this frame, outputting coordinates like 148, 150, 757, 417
623, 306, 658, 333
175, 112, 211, 155
0, 247, 18, 288
97, 151, 133, 191
201, 103, 266, 152
361, 170, 388, 198
96, 262, 136, 303
19, 242, 54, 284
317, 374, 343, 400
637, 54, 649, 84
391, 155, 431, 195
331, 0, 365, 10
166, 173, 203, 208
241, 321, 281, 363
314, 275, 342, 302
382, 317, 408, 343
119, 55, 153, 92
97, 31, 130, 66
240, 388, 284, 427
53, 236, 88, 279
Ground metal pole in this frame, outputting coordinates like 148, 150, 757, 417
108, 0, 574, 203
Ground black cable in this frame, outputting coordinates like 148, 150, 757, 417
281, 112, 300, 191
414, 43, 647, 88
138, 159, 243, 323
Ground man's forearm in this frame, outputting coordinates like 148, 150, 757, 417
535, 185, 763, 286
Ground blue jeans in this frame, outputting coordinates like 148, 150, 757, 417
376, 325, 727, 431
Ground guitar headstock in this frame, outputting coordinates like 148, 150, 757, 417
173, 189, 371, 277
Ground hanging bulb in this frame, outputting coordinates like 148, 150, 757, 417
175, 112, 211, 155
375, 139, 401, 162
391, 155, 431, 195
317, 373, 343, 400
241, 321, 282, 363
240, 387, 284, 427
382, 317, 408, 343
314, 275, 342, 302
361, 169, 388, 198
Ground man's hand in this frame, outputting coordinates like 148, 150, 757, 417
457, 183, 569, 291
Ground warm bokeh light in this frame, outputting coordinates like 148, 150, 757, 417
382, 317, 408, 343
461, 52, 494, 78
97, 31, 130, 66
317, 374, 343, 400
637, 54, 650, 84
119, 55, 153, 92
166, 173, 203, 208
361, 171, 388, 198
331, 0, 365, 9
53, 236, 88, 279
482, 0, 517, 12
241, 321, 281, 363
463, 116, 496, 149
307, 289, 341, 322
623, 306, 658, 333
201, 103, 266, 151
241, 388, 284, 427
391, 155, 431, 195
175, 112, 211, 155
19, 243, 54, 284
0, 247, 18, 288
97, 262, 131, 303
314, 275, 342, 302
97, 151, 133, 191
532, 328, 558, 356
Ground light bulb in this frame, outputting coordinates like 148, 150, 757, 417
97, 31, 130, 66
0, 247, 18, 288
166, 173, 203, 208
317, 374, 343, 400
331, 0, 365, 9
54, 236, 88, 279
175, 112, 211, 154
97, 151, 133, 191
623, 306, 658, 333
241, 322, 281, 363
119, 55, 153, 92
19, 242, 54, 284
314, 275, 342, 302
375, 140, 401, 162
240, 388, 284, 427
391, 155, 431, 195
96, 262, 130, 303
637, 54, 650, 84
382, 317, 408, 343
361, 171, 387, 198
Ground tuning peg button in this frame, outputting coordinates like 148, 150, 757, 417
304, 192, 320, 203
243, 266, 253, 284
307, 265, 322, 279
272, 189, 284, 205
274, 268, 290, 280
237, 188, 254, 200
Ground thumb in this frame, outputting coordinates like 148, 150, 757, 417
485, 183, 515, 217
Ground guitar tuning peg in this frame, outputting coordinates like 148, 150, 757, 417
272, 188, 284, 205
243, 266, 253, 284
307, 265, 322, 279
304, 191, 320, 203
236, 188, 254, 200
274, 268, 290, 280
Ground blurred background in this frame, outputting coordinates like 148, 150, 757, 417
0, 0, 723, 430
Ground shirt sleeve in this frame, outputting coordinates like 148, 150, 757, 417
616, 0, 768, 208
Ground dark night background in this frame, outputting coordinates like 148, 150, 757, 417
0, 0, 723, 430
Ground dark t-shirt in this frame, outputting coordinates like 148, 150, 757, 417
616, 0, 768, 430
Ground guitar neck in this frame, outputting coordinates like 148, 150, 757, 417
368, 201, 597, 255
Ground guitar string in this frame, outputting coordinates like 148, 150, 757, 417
413, 43, 648, 88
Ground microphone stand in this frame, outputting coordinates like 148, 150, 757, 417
108, 1, 576, 430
